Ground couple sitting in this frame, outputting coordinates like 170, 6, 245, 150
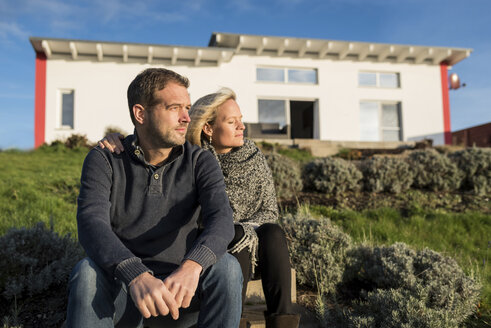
67, 68, 300, 328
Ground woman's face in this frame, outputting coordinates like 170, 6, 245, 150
206, 99, 245, 154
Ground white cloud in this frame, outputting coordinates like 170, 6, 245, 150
86, 0, 207, 24
0, 0, 80, 18
0, 0, 210, 37
275, 0, 306, 5
0, 0, 85, 34
93, 0, 142, 24
184, 0, 205, 12
27, 0, 80, 16
227, 0, 257, 12
0, 21, 29, 41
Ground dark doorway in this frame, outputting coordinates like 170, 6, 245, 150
290, 101, 314, 139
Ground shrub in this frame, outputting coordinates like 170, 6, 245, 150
279, 209, 352, 295
37, 134, 92, 152
408, 149, 463, 191
342, 242, 418, 292
302, 157, 362, 195
335, 148, 363, 161
265, 153, 303, 199
361, 156, 414, 193
36, 140, 68, 153
326, 242, 481, 328
64, 133, 92, 149
449, 147, 491, 195
332, 288, 465, 328
104, 126, 127, 136
0, 222, 84, 326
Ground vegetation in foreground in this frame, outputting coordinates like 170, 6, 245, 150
281, 208, 483, 328
0, 142, 489, 327
305, 205, 490, 326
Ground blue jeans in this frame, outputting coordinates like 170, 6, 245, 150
66, 254, 242, 328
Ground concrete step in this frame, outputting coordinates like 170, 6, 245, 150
243, 304, 267, 327
242, 303, 319, 328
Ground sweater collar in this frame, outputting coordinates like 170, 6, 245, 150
124, 132, 184, 168
202, 138, 259, 177
216, 138, 258, 164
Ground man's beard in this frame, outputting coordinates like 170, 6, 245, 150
146, 121, 188, 149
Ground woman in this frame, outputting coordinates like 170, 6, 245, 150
100, 88, 299, 328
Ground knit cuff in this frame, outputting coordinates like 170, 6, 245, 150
114, 257, 152, 285
184, 245, 217, 273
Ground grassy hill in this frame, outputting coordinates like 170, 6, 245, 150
0, 147, 87, 237
0, 145, 489, 327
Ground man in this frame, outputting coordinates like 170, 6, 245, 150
67, 68, 242, 327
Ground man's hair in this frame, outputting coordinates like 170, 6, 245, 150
187, 87, 236, 146
127, 68, 190, 125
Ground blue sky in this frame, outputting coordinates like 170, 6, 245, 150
0, 0, 490, 149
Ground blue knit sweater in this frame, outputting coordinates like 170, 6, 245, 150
76, 135, 234, 285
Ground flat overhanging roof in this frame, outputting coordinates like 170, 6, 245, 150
209, 32, 472, 66
30, 33, 472, 67
30, 37, 235, 66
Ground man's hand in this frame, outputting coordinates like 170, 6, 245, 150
164, 260, 202, 309
129, 272, 179, 319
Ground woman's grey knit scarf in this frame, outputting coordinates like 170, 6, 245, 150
202, 138, 278, 274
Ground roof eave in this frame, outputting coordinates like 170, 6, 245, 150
210, 32, 472, 66
30, 36, 235, 66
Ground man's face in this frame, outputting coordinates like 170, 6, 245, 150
144, 82, 191, 148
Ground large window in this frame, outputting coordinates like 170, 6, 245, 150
359, 72, 400, 88
360, 101, 402, 141
257, 67, 317, 84
258, 99, 287, 127
59, 89, 74, 129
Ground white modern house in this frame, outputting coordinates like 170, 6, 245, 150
30, 32, 471, 148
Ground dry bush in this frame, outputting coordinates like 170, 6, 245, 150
302, 157, 362, 195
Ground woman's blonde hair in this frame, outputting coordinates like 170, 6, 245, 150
187, 87, 237, 146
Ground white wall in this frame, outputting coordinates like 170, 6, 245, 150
43, 54, 446, 144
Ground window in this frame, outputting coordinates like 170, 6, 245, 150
359, 72, 399, 88
379, 73, 399, 88
257, 68, 285, 82
257, 67, 317, 84
360, 101, 402, 141
288, 69, 317, 83
59, 89, 74, 129
258, 99, 287, 127
359, 72, 377, 87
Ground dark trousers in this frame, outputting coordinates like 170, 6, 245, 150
230, 223, 293, 315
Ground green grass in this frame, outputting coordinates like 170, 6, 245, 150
0, 147, 88, 237
276, 147, 314, 163
307, 204, 491, 323
256, 141, 315, 162
0, 146, 489, 326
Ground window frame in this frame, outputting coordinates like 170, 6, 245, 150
359, 100, 403, 141
256, 67, 285, 83
256, 66, 318, 85
257, 98, 290, 128
57, 88, 75, 130
358, 71, 400, 89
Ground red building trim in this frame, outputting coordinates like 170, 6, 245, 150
34, 52, 47, 148
440, 63, 452, 145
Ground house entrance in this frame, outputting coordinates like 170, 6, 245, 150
290, 101, 314, 139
